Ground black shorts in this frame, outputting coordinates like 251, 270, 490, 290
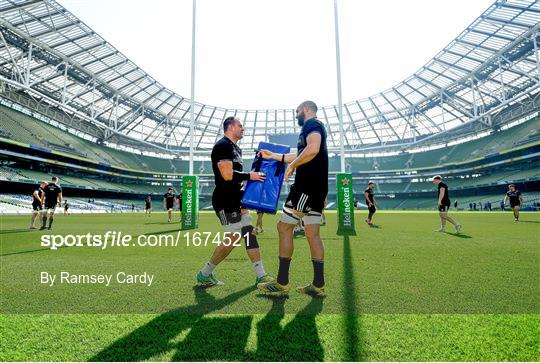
368, 205, 376, 214
214, 208, 242, 226
32, 202, 42, 211
438, 204, 450, 212
145, 203, 151, 210
166, 203, 174, 210
284, 184, 326, 213
510, 203, 521, 208
44, 203, 57, 210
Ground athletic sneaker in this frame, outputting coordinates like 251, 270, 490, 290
435, 227, 445, 232
257, 280, 290, 294
29, 226, 36, 229
39, 226, 46, 230
256, 226, 264, 234
255, 273, 275, 285
514, 218, 519, 222
196, 271, 224, 287
296, 284, 326, 297
455, 224, 462, 233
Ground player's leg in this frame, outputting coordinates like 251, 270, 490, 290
30, 208, 38, 229
47, 207, 56, 229
240, 210, 273, 284
40, 207, 49, 230
258, 187, 307, 294
196, 210, 241, 286
436, 209, 447, 232
256, 212, 264, 234
297, 202, 326, 296
167, 208, 172, 222
513, 205, 520, 221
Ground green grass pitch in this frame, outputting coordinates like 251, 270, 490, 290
1, 210, 539, 361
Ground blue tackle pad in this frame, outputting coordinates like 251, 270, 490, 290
241, 142, 290, 214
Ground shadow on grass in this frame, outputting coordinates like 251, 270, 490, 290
519, 220, 540, 224
444, 232, 473, 239
0, 246, 69, 256
369, 224, 381, 229
342, 235, 364, 361
0, 228, 37, 235
90, 285, 255, 361
90, 285, 327, 361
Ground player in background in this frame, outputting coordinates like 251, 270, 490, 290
30, 181, 47, 229
145, 195, 152, 216
255, 210, 264, 234
63, 200, 70, 215
163, 187, 177, 223
432, 175, 461, 233
40, 176, 62, 230
504, 184, 523, 221
177, 190, 183, 223
364, 182, 377, 226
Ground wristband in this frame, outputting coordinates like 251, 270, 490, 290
232, 170, 251, 182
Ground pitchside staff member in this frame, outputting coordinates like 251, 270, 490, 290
432, 175, 461, 233
504, 184, 523, 222
163, 187, 177, 223
30, 181, 47, 229
40, 176, 62, 230
257, 100, 328, 297
177, 190, 183, 222
365, 182, 377, 226
196, 116, 274, 287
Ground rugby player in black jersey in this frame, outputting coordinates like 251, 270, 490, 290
432, 175, 461, 233
40, 176, 62, 230
163, 187, 177, 223
196, 116, 274, 286
364, 182, 377, 226
30, 181, 47, 229
257, 100, 328, 297
504, 184, 523, 221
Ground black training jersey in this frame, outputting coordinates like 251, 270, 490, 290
506, 190, 521, 205
365, 188, 374, 204
294, 118, 328, 193
32, 187, 44, 204
437, 182, 450, 205
44, 183, 62, 204
164, 192, 175, 206
211, 136, 243, 193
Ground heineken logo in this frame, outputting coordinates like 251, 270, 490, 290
185, 189, 193, 226
186, 180, 193, 187
337, 173, 356, 236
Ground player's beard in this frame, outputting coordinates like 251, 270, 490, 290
296, 112, 305, 126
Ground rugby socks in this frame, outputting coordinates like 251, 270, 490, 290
253, 260, 266, 278
41, 215, 47, 228
201, 260, 216, 277
312, 258, 325, 288
48, 216, 54, 229
277, 256, 291, 285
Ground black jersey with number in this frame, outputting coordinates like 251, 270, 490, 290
365, 188, 374, 204
44, 182, 62, 207
437, 182, 450, 205
506, 190, 521, 206
164, 192, 175, 208
294, 118, 328, 194
211, 136, 243, 210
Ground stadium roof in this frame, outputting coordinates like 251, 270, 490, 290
0, 0, 539, 154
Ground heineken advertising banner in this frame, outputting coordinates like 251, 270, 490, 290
181, 175, 199, 230
336, 173, 357, 236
